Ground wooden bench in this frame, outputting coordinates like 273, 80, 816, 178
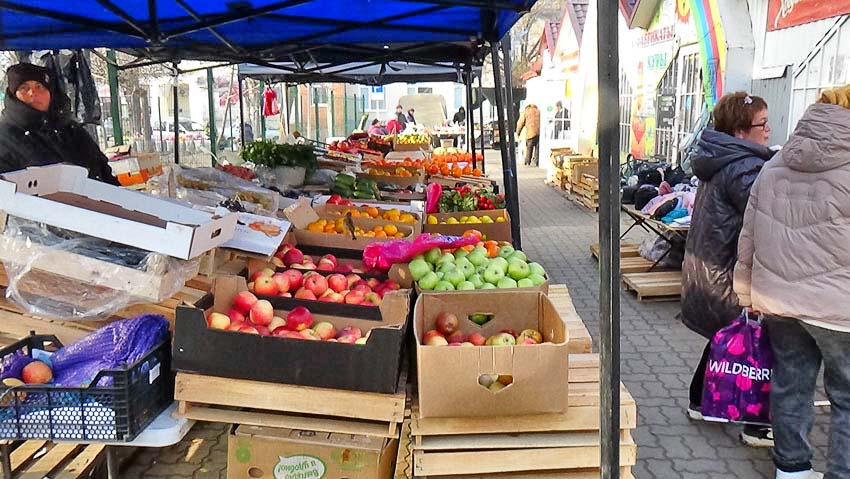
1, 441, 105, 479
623, 271, 682, 302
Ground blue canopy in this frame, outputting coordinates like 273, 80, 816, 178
238, 61, 482, 85
0, 1, 534, 64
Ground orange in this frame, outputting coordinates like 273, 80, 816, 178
400, 213, 415, 223
428, 164, 439, 175
324, 224, 336, 233
441, 165, 450, 176
394, 232, 405, 238
307, 222, 323, 232
384, 224, 398, 236
366, 206, 380, 218
373, 226, 384, 233
462, 229, 482, 239
452, 167, 462, 178
472, 168, 482, 177
462, 165, 472, 175
375, 230, 388, 238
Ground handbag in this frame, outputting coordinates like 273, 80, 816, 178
701, 310, 773, 425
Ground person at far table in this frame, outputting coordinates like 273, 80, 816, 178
368, 119, 387, 136
452, 106, 466, 126
406, 108, 416, 125
395, 105, 408, 130
0, 63, 118, 184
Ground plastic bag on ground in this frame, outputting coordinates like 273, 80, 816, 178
701, 311, 773, 425
363, 233, 480, 271
0, 216, 199, 320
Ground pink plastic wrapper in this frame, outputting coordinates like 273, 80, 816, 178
363, 233, 479, 271
426, 182, 442, 214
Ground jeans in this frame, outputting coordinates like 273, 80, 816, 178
689, 342, 711, 406
768, 317, 850, 478
525, 136, 539, 166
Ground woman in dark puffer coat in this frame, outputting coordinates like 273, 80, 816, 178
680, 92, 775, 446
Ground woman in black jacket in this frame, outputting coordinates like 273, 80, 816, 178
681, 92, 774, 445
0, 63, 118, 184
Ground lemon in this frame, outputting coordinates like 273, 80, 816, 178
496, 217, 506, 223
468, 216, 481, 224
427, 215, 438, 224
481, 216, 494, 224
446, 217, 460, 224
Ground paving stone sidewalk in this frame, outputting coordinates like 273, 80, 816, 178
121, 152, 831, 478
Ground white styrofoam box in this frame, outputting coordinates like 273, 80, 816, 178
0, 165, 237, 259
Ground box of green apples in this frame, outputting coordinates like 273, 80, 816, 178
389, 243, 549, 293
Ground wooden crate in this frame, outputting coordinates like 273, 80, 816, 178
1, 440, 105, 479
547, 284, 592, 354
408, 354, 636, 478
590, 243, 641, 260
175, 370, 407, 438
623, 271, 682, 302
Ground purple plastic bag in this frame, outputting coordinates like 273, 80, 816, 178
701, 312, 772, 425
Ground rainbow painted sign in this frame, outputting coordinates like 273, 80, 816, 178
688, 0, 726, 108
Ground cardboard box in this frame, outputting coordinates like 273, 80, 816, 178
314, 204, 422, 236
173, 275, 411, 393
0, 164, 237, 259
228, 425, 398, 479
358, 165, 426, 188
388, 263, 550, 295
393, 142, 431, 152
414, 291, 569, 418
423, 209, 511, 243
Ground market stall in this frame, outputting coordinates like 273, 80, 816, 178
0, 1, 630, 478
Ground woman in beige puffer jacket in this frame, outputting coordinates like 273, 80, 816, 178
734, 85, 850, 479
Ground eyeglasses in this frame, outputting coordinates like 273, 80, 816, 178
749, 121, 770, 130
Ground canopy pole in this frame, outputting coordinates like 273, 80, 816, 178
353, 94, 358, 132
207, 68, 217, 164
157, 96, 164, 152
500, 35, 522, 249
106, 50, 123, 146
313, 86, 320, 141
598, 0, 621, 477
238, 75, 246, 147
260, 83, 267, 140
466, 75, 476, 167
491, 42, 512, 231
284, 83, 291, 135
478, 73, 486, 175
330, 89, 336, 138
172, 67, 180, 165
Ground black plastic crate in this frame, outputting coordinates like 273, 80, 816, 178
0, 333, 172, 442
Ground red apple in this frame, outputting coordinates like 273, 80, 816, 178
283, 249, 304, 266
232, 291, 258, 314
282, 270, 303, 290
228, 320, 247, 331
517, 329, 543, 344
226, 309, 245, 325
317, 262, 335, 271
352, 268, 365, 274
254, 325, 271, 336
294, 288, 317, 300
346, 274, 362, 287
250, 269, 271, 282
367, 278, 381, 290
247, 282, 254, 291
337, 326, 362, 340
277, 243, 295, 257
300, 262, 316, 271
321, 254, 338, 268
207, 312, 231, 330
435, 312, 459, 336
249, 300, 274, 326
337, 264, 354, 273
268, 316, 286, 332
304, 274, 329, 297
353, 284, 371, 295
424, 332, 449, 346
313, 322, 337, 340
239, 325, 260, 334
22, 361, 52, 384
286, 306, 314, 331
500, 329, 518, 338
271, 257, 285, 268
253, 275, 278, 296
383, 279, 400, 290
327, 274, 348, 293
272, 273, 291, 294
353, 279, 369, 289
344, 291, 365, 305
276, 330, 304, 340
337, 334, 358, 344
446, 330, 467, 344
448, 342, 463, 346
300, 329, 321, 340
468, 333, 486, 346
461, 342, 475, 347
364, 292, 382, 306
518, 337, 537, 345
423, 329, 446, 345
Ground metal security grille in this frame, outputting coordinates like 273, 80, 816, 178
676, 50, 704, 161
619, 70, 633, 157
654, 59, 678, 162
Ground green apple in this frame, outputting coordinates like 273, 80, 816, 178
419, 271, 439, 290
497, 277, 518, 289
469, 274, 485, 289
413, 254, 425, 262
486, 332, 516, 346
434, 281, 456, 291
508, 251, 527, 263
490, 257, 509, 274
497, 246, 515, 259
437, 262, 457, 274
425, 247, 442, 265
454, 249, 469, 260
528, 262, 546, 277
517, 278, 534, 288
457, 281, 475, 291
444, 269, 466, 287
437, 253, 456, 264
436, 272, 445, 280
527, 273, 547, 286
470, 313, 491, 325
408, 258, 432, 281
455, 258, 475, 278
480, 282, 496, 289
467, 250, 488, 267
483, 263, 505, 284
507, 260, 531, 280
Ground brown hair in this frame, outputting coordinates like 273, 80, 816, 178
712, 92, 768, 136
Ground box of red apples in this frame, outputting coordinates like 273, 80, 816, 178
414, 290, 569, 418
173, 275, 410, 394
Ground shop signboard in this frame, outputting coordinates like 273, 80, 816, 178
767, 0, 850, 31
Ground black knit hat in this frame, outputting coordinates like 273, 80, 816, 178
6, 63, 51, 94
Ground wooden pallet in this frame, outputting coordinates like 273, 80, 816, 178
409, 354, 636, 478
2, 441, 105, 479
590, 243, 641, 260
623, 271, 682, 302
620, 256, 670, 274
175, 371, 407, 438
547, 284, 592, 354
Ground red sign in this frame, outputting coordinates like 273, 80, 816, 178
767, 0, 850, 31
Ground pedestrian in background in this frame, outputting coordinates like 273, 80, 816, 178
680, 91, 775, 446
406, 108, 416, 125
554, 100, 569, 138
395, 105, 407, 130
734, 85, 850, 479
516, 103, 540, 166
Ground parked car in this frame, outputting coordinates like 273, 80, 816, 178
153, 118, 206, 141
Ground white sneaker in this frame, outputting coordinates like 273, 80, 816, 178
775, 470, 824, 479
